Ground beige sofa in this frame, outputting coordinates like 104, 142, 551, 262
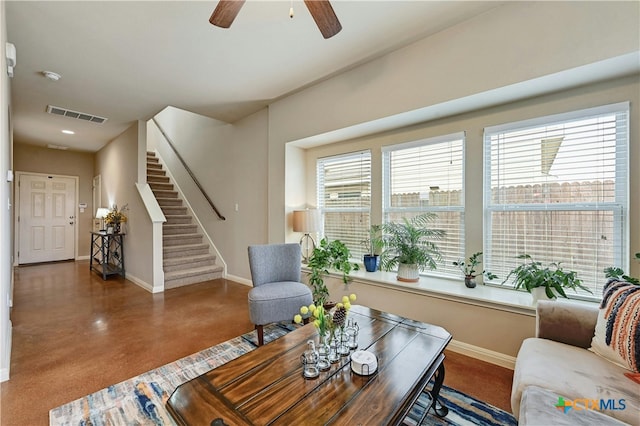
511, 300, 639, 425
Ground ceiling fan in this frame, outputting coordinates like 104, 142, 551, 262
209, 0, 342, 39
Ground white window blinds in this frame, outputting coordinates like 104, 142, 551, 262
484, 102, 629, 299
382, 133, 465, 275
317, 151, 372, 260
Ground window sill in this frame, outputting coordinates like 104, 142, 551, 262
301, 266, 597, 316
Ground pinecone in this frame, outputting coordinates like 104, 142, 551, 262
332, 306, 347, 328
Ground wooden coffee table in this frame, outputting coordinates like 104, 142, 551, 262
167, 305, 452, 425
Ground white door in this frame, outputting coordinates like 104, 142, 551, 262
18, 174, 76, 264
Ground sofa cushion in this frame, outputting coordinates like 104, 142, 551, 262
589, 279, 640, 372
519, 385, 627, 426
511, 337, 639, 424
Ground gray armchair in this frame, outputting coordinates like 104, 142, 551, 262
247, 243, 313, 346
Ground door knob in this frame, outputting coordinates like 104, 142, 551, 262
69, 221, 74, 225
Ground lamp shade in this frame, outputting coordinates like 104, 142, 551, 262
293, 209, 321, 233
95, 207, 110, 219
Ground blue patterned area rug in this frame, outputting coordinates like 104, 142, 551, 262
49, 324, 516, 426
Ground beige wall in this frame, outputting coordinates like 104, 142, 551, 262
150, 106, 269, 279
1, 0, 13, 381
270, 1, 640, 242
95, 122, 153, 287
298, 75, 639, 359
13, 144, 95, 257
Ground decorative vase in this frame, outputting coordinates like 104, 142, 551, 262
464, 275, 477, 288
530, 287, 556, 304
397, 263, 419, 282
114, 222, 121, 234
363, 255, 379, 272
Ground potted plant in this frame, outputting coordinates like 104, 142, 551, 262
361, 224, 384, 272
452, 251, 497, 288
307, 238, 360, 307
603, 253, 640, 285
379, 213, 445, 282
502, 254, 592, 303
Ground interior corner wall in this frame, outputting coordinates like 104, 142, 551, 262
13, 144, 95, 257
267, 1, 640, 242
152, 107, 269, 281
95, 122, 153, 287
0, 0, 13, 382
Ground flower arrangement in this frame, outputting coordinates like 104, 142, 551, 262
294, 293, 357, 341
105, 204, 128, 225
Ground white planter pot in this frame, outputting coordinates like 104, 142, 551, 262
530, 287, 556, 304
397, 263, 419, 282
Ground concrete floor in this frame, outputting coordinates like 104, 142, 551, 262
0, 260, 513, 425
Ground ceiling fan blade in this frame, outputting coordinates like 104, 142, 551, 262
209, 0, 246, 28
304, 0, 342, 39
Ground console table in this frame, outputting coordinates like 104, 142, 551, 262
89, 232, 125, 280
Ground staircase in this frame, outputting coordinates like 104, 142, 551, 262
146, 152, 223, 289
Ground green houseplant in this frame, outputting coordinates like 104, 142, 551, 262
452, 251, 497, 288
361, 224, 384, 272
307, 238, 359, 306
502, 254, 592, 302
379, 213, 445, 282
603, 253, 640, 285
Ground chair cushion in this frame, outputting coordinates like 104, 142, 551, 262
248, 282, 313, 325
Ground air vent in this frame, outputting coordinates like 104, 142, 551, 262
46, 105, 108, 124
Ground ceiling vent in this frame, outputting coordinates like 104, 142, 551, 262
46, 105, 108, 124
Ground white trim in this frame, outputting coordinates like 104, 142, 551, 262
484, 101, 630, 134
76, 255, 90, 261
226, 274, 252, 287
381, 131, 466, 152
447, 339, 516, 370
0, 320, 11, 382
125, 272, 160, 294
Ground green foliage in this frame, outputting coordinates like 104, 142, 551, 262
602, 253, 640, 285
307, 238, 359, 306
361, 224, 384, 256
453, 251, 498, 281
502, 254, 592, 298
379, 213, 445, 272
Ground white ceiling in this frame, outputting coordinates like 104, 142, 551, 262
5, 0, 504, 152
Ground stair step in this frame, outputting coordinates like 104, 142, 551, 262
147, 175, 170, 183
163, 224, 198, 235
153, 190, 179, 198
146, 157, 159, 164
147, 162, 163, 170
164, 266, 224, 289
164, 215, 193, 225
147, 169, 166, 177
163, 254, 216, 272
163, 233, 203, 246
157, 198, 183, 207
163, 243, 209, 257
161, 206, 188, 215
149, 182, 174, 191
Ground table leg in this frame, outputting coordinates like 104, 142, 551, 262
429, 363, 449, 417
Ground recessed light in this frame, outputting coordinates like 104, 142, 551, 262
61, 129, 75, 135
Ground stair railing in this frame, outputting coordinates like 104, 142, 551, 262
151, 118, 226, 221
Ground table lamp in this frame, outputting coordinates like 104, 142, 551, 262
293, 209, 321, 262
96, 207, 110, 232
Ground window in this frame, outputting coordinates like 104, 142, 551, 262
484, 102, 629, 299
317, 151, 371, 260
382, 133, 465, 275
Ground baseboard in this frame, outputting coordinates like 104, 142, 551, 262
447, 339, 516, 370
225, 274, 252, 287
125, 273, 159, 293
1, 321, 12, 382
76, 255, 90, 261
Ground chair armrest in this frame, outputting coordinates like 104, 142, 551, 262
536, 300, 599, 349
